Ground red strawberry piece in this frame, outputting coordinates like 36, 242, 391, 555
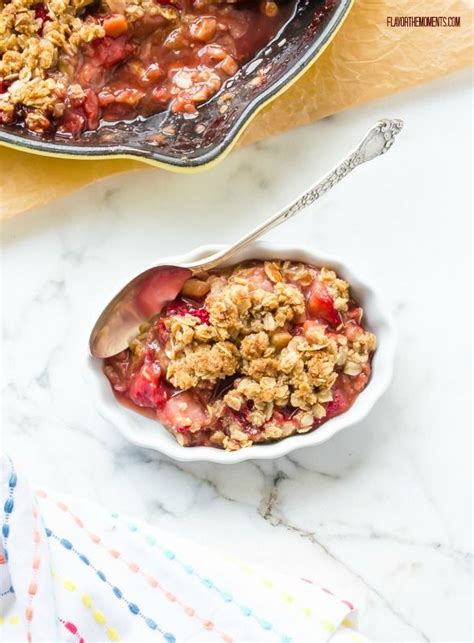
128, 359, 168, 408
156, 391, 209, 432
325, 388, 349, 419
57, 110, 86, 136
92, 36, 133, 68
307, 280, 342, 327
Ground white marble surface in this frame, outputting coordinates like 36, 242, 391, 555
1, 69, 472, 642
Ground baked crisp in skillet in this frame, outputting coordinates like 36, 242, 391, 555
0, 0, 295, 136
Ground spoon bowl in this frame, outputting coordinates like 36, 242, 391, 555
90, 265, 191, 359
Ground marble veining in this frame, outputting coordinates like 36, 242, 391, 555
1, 69, 472, 642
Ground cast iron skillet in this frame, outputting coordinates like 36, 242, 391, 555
0, 0, 353, 171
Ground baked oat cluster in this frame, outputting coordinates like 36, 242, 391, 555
104, 260, 377, 451
0, 0, 292, 135
0, 0, 104, 129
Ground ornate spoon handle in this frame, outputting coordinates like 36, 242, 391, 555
194, 118, 403, 272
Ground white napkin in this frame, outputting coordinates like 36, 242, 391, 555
0, 455, 369, 643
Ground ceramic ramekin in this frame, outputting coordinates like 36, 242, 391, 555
85, 242, 395, 463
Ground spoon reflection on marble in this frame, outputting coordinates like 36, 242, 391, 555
89, 118, 403, 359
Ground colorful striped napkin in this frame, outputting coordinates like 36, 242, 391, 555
1, 455, 368, 643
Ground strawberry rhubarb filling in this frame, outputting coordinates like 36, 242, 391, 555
0, 0, 296, 136
104, 260, 377, 451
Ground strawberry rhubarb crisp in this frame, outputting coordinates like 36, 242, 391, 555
104, 260, 377, 451
0, 0, 295, 136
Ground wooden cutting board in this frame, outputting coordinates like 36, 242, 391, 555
1, 0, 472, 219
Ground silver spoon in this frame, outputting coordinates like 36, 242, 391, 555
90, 118, 403, 359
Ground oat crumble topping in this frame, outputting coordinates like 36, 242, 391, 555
0, 0, 106, 121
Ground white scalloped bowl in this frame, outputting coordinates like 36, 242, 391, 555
85, 242, 396, 463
